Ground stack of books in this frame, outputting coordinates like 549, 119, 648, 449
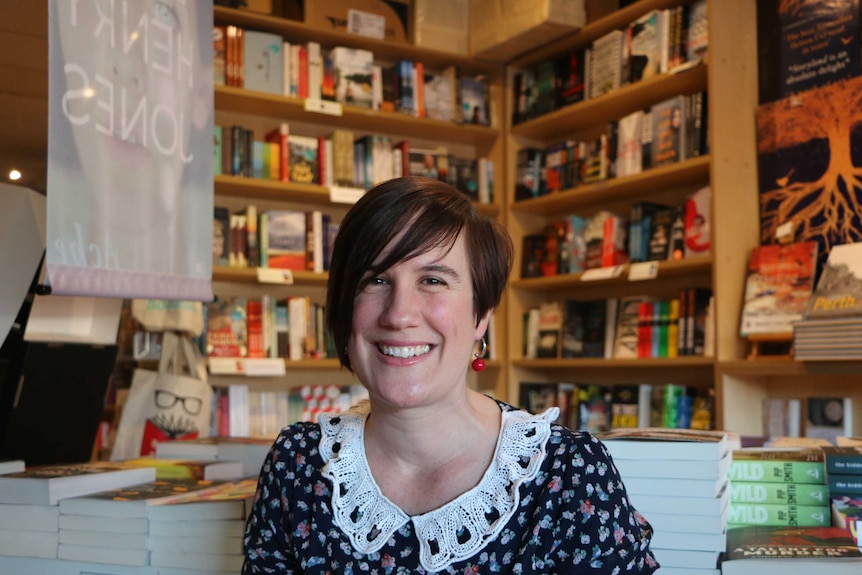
0, 462, 157, 563
727, 449, 830, 529
792, 241, 862, 360
600, 427, 735, 575
154, 436, 273, 477
823, 445, 862, 546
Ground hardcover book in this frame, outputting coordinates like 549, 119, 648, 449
459, 75, 489, 126
288, 135, 319, 185
739, 241, 818, 336
723, 526, 862, 575
205, 296, 248, 358
598, 427, 729, 461
627, 10, 663, 83
728, 502, 831, 528
728, 449, 825, 485
0, 463, 157, 506
262, 210, 306, 271
650, 95, 686, 167
730, 480, 829, 507
330, 47, 374, 109
242, 30, 284, 96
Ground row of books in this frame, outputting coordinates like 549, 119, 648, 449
521, 186, 710, 278
763, 397, 854, 446
524, 289, 714, 361
216, 25, 490, 125
214, 205, 338, 273
519, 381, 714, 434
205, 294, 331, 362
514, 91, 708, 201
511, 1, 708, 125
216, 122, 495, 202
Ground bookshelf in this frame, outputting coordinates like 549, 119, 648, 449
210, 6, 509, 399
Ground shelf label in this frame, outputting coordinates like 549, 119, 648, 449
256, 268, 294, 285
629, 261, 659, 281
209, 357, 245, 375
347, 9, 385, 40
580, 265, 625, 281
330, 186, 366, 204
304, 99, 343, 116
244, 358, 287, 377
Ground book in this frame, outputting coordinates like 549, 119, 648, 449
730, 480, 829, 507
261, 210, 306, 271
119, 458, 245, 481
831, 496, 862, 547
57, 478, 227, 518
728, 502, 831, 527
821, 446, 862, 475
0, 529, 58, 559
242, 30, 283, 96
588, 29, 625, 99
205, 296, 247, 357
627, 10, 664, 83
805, 241, 862, 318
459, 75, 489, 126
722, 526, 862, 575
155, 436, 272, 477
728, 449, 826, 484
0, 463, 156, 506
287, 135, 319, 185
686, 0, 709, 63
0, 459, 24, 475
330, 46, 374, 109
828, 474, 862, 497
762, 398, 801, 440
650, 95, 686, 167
739, 241, 818, 336
598, 427, 729, 461
0, 502, 59, 531
147, 478, 256, 521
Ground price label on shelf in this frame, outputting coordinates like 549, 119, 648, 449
580, 265, 626, 281
256, 268, 294, 285
628, 261, 659, 281
330, 186, 366, 204
347, 9, 385, 40
304, 99, 343, 117
244, 358, 287, 377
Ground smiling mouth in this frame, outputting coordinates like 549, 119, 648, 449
378, 344, 431, 359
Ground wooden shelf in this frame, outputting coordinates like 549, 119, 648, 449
215, 85, 500, 148
215, 174, 332, 205
510, 64, 707, 143
212, 266, 329, 286
510, 0, 694, 69
719, 359, 862, 377
511, 256, 712, 291
510, 156, 710, 216
513, 357, 714, 369
214, 6, 502, 75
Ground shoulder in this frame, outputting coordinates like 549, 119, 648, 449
272, 421, 324, 458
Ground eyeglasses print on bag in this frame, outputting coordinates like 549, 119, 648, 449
154, 388, 203, 416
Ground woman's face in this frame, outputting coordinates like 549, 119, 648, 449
348, 232, 489, 409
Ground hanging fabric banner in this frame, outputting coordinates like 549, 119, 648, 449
46, 0, 214, 301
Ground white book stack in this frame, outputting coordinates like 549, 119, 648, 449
155, 436, 274, 478
0, 462, 157, 562
600, 427, 737, 575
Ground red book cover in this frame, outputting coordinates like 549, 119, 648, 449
246, 299, 264, 359
298, 45, 308, 99
637, 301, 653, 358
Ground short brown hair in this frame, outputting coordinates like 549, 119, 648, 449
326, 177, 513, 371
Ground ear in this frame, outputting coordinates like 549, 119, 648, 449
474, 309, 493, 339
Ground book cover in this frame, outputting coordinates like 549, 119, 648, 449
821, 446, 862, 475
588, 29, 625, 99
756, 0, 860, 104
723, 526, 862, 574
242, 30, 284, 96
205, 296, 248, 358
616, 110, 644, 178
629, 201, 670, 263
729, 449, 826, 484
459, 75, 489, 126
536, 301, 562, 359
423, 67, 456, 122
650, 95, 686, 167
739, 241, 818, 336
288, 135, 319, 185
831, 496, 862, 547
686, 0, 709, 63
612, 295, 653, 359
684, 185, 711, 257
213, 25, 226, 85
554, 48, 586, 108
805, 242, 862, 318
627, 9, 663, 83
330, 47, 374, 109
757, 76, 862, 270
263, 210, 306, 272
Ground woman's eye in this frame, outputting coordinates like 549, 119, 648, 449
152, 2, 179, 28
422, 277, 445, 286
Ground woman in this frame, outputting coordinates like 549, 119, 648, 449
243, 177, 658, 574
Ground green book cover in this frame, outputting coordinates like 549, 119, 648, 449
729, 449, 825, 484
728, 502, 831, 527
729, 480, 829, 506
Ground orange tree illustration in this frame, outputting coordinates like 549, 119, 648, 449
757, 75, 862, 260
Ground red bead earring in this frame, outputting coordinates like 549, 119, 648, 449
471, 338, 488, 372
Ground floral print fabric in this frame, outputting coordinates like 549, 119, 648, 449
242, 401, 659, 574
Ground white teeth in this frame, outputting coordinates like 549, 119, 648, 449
379, 344, 430, 358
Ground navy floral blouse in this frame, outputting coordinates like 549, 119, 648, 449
243, 400, 658, 574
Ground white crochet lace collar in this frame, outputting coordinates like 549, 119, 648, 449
319, 400, 558, 573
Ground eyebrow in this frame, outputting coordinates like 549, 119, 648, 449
421, 263, 461, 280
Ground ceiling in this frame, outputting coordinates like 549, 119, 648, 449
0, 1, 49, 192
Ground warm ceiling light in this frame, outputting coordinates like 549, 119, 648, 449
8, 169, 21, 181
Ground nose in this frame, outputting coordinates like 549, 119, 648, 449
379, 283, 420, 329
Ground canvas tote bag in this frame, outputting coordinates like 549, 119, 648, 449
111, 331, 213, 460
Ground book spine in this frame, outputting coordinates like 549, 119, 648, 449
728, 460, 826, 484
727, 502, 831, 527
828, 473, 862, 495
730, 480, 830, 506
